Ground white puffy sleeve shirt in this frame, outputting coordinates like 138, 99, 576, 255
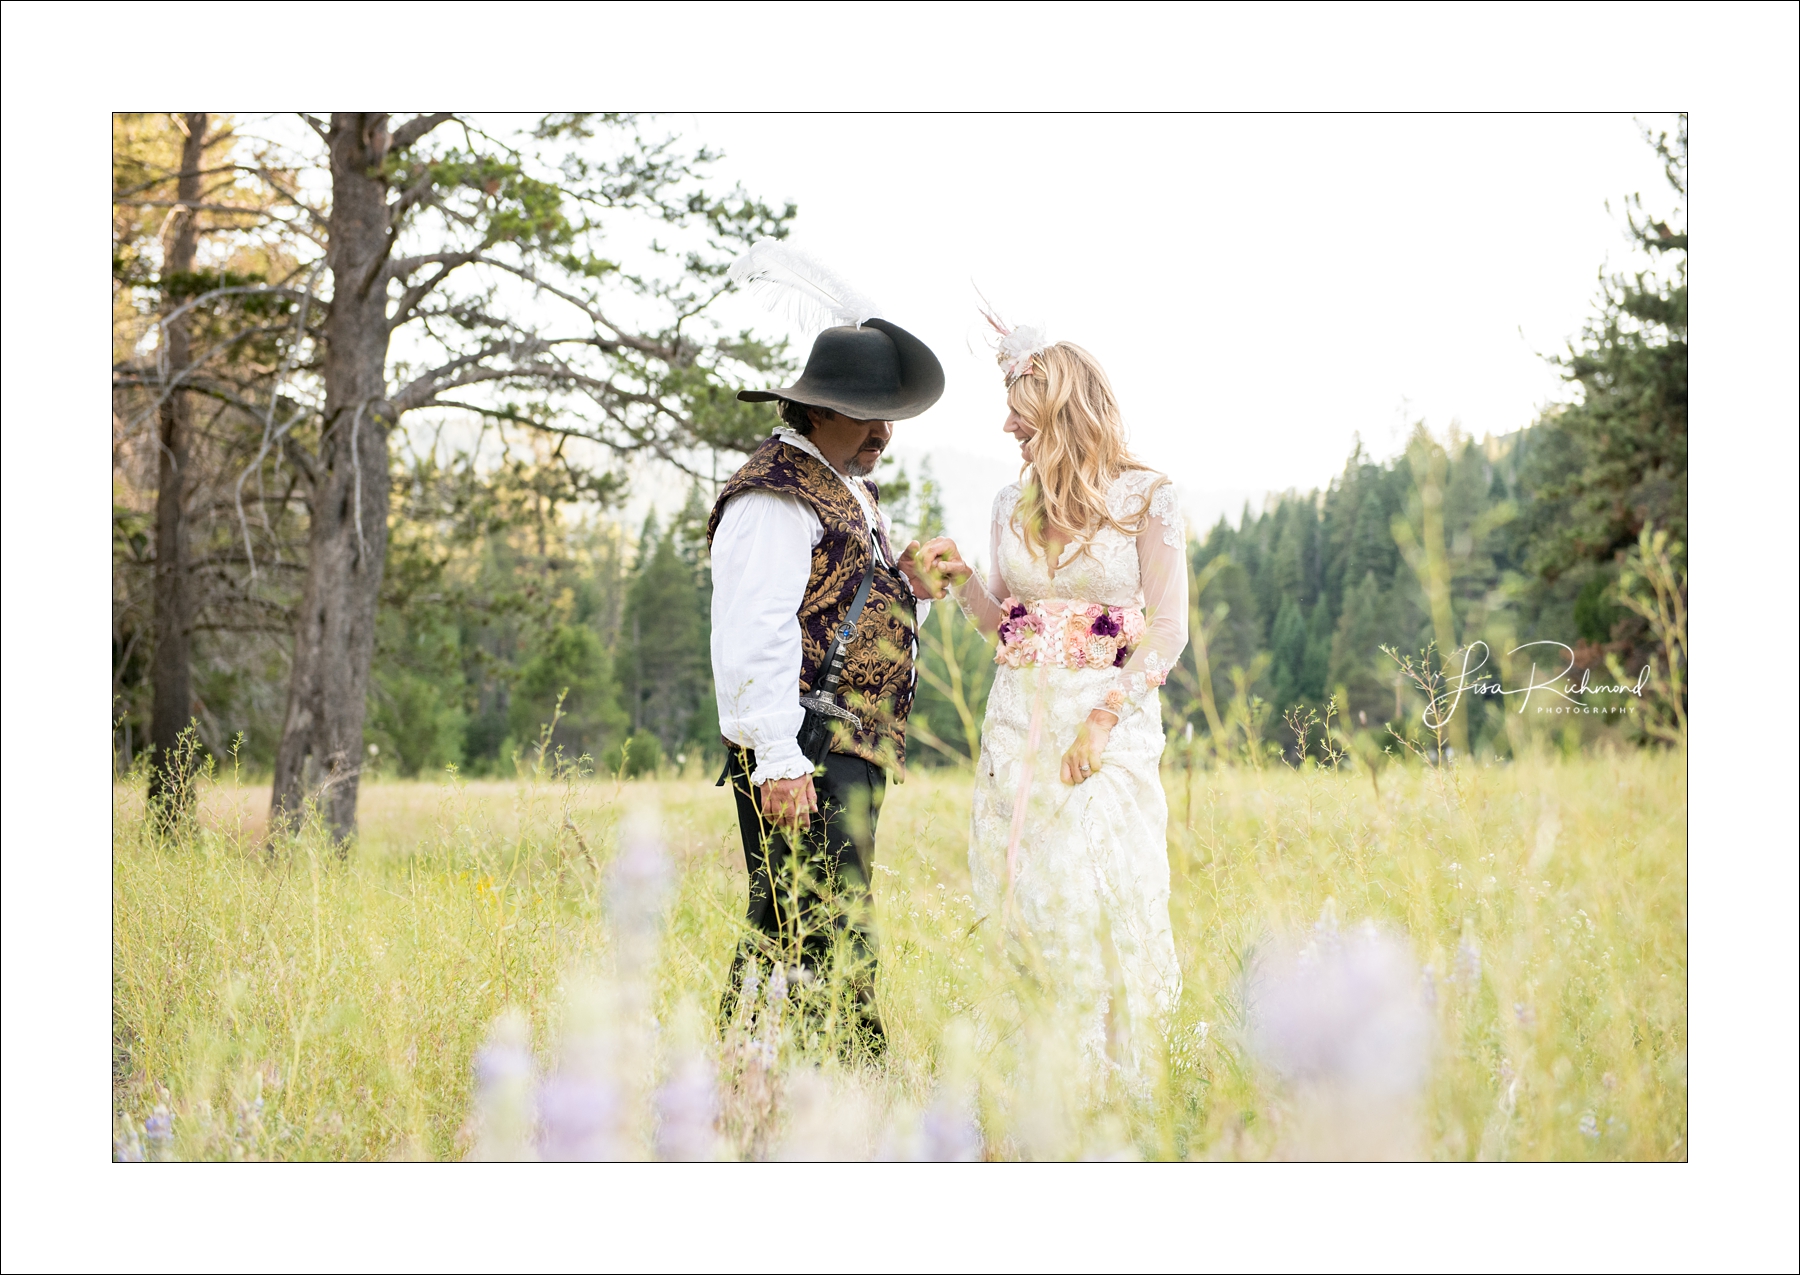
710, 489, 818, 784
710, 432, 928, 786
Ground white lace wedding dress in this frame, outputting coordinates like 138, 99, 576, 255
956, 469, 1187, 1080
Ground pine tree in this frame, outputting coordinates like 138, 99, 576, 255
1519, 118, 1686, 595
1344, 483, 1396, 590
1300, 597, 1333, 703
1328, 571, 1394, 727
1192, 530, 1266, 708
509, 622, 628, 763
1269, 596, 1307, 712
620, 512, 712, 756
1270, 506, 1309, 611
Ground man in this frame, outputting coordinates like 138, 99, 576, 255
707, 317, 952, 1057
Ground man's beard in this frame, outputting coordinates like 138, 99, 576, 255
845, 449, 881, 477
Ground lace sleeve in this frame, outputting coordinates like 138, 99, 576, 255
953, 485, 1016, 635
1097, 479, 1188, 720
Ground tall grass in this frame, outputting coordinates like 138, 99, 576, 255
113, 747, 1685, 1161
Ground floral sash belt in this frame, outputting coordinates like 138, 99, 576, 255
994, 597, 1146, 671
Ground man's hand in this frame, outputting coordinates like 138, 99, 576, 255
900, 536, 973, 600
1060, 709, 1117, 785
760, 774, 818, 830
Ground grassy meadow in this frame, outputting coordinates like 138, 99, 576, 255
112, 747, 1686, 1161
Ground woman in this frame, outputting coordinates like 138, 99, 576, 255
929, 331, 1186, 1081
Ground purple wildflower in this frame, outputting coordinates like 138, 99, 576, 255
474, 1036, 533, 1091
1453, 935, 1481, 985
653, 1054, 721, 1162
537, 1071, 624, 1161
1246, 919, 1431, 1098
608, 810, 673, 972
472, 1012, 537, 1161
235, 1095, 265, 1141
114, 1124, 145, 1163
144, 1106, 174, 1149
917, 1100, 983, 1162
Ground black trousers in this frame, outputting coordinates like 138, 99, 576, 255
717, 746, 886, 1054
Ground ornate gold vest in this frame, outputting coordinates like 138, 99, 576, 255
707, 435, 917, 770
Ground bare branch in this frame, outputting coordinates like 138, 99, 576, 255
391, 112, 456, 152
415, 251, 691, 364
428, 398, 708, 480
394, 362, 542, 412
388, 250, 493, 277
385, 253, 482, 328
281, 434, 319, 486
235, 165, 330, 231
386, 166, 442, 224
112, 199, 279, 218
112, 165, 244, 201
234, 255, 326, 578
152, 283, 325, 333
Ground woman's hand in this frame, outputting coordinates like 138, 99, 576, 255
1060, 708, 1118, 785
900, 536, 973, 600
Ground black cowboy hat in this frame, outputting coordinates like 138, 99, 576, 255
737, 319, 944, 421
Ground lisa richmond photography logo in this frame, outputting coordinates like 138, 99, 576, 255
1423, 640, 1649, 729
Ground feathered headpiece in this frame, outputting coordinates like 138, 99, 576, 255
978, 299, 1050, 386
726, 238, 884, 332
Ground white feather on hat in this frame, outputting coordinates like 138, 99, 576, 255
726, 238, 883, 332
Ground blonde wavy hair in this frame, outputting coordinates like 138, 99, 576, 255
1007, 341, 1162, 561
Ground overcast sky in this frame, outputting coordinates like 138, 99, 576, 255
657, 113, 1681, 553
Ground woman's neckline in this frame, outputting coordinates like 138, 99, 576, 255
1011, 468, 1154, 577
1043, 529, 1082, 578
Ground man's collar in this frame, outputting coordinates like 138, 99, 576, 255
774, 426, 837, 474
775, 424, 883, 528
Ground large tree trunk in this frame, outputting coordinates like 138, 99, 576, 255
270, 114, 396, 843
147, 113, 208, 813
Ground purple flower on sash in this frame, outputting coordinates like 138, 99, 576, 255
1113, 644, 1131, 668
998, 597, 1043, 650
1089, 610, 1122, 638
999, 615, 1041, 645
